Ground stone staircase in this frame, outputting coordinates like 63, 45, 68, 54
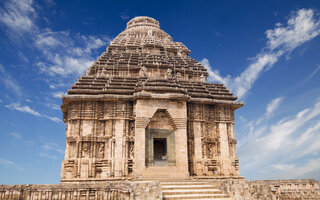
160, 181, 231, 200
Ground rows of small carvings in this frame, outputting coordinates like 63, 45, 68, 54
187, 103, 235, 122
63, 118, 135, 179
66, 140, 111, 159
227, 123, 237, 158
186, 121, 195, 176
63, 138, 116, 179
124, 120, 135, 176
66, 119, 114, 137
67, 118, 134, 138
62, 159, 111, 179
67, 101, 134, 120
204, 158, 222, 176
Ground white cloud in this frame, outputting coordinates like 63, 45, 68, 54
238, 99, 320, 173
0, 64, 23, 96
203, 9, 320, 99
51, 91, 66, 98
5, 103, 40, 116
9, 132, 22, 140
44, 115, 62, 123
42, 142, 64, 154
1, 0, 111, 78
0, 0, 36, 33
35, 31, 110, 76
266, 9, 320, 52
266, 97, 283, 117
200, 58, 231, 86
46, 103, 60, 110
272, 164, 295, 171
0, 158, 23, 170
25, 140, 34, 147
5, 102, 62, 123
272, 159, 320, 179
231, 53, 280, 98
39, 152, 57, 160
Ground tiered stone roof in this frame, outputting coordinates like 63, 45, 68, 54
65, 16, 242, 107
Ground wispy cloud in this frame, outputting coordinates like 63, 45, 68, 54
238, 98, 320, 179
0, 158, 23, 170
200, 58, 231, 86
271, 159, 320, 179
39, 152, 57, 160
202, 9, 320, 99
35, 31, 110, 76
42, 142, 64, 154
5, 102, 62, 123
120, 11, 130, 20
5, 103, 40, 116
46, 103, 60, 110
0, 0, 36, 33
44, 115, 62, 123
51, 91, 66, 98
9, 132, 22, 140
266, 97, 283, 117
1, 0, 111, 78
300, 65, 320, 85
0, 64, 23, 96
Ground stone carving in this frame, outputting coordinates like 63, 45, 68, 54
167, 68, 172, 79
129, 121, 135, 136
176, 72, 182, 80
82, 142, 90, 158
200, 74, 205, 82
98, 143, 104, 158
100, 68, 107, 77
139, 66, 147, 77
129, 143, 134, 158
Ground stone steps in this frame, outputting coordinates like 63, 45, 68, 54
160, 181, 230, 200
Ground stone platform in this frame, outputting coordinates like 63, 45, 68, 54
1, 179, 319, 200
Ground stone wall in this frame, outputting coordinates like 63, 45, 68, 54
206, 179, 320, 200
61, 100, 135, 182
1, 179, 319, 200
187, 103, 240, 178
0, 183, 131, 200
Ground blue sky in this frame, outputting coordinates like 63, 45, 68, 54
0, 0, 320, 184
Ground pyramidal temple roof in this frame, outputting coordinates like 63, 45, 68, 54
65, 16, 242, 107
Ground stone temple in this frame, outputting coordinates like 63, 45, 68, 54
1, 16, 320, 200
60, 16, 242, 182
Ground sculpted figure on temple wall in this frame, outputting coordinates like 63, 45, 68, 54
200, 74, 205, 82
176, 72, 182, 80
167, 68, 172, 79
98, 143, 104, 158
129, 144, 134, 158
139, 66, 147, 77
130, 121, 135, 136
82, 142, 89, 158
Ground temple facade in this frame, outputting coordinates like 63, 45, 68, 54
60, 16, 243, 183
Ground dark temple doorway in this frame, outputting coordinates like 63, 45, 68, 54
153, 138, 167, 166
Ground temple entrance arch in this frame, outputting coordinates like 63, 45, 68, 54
145, 109, 176, 167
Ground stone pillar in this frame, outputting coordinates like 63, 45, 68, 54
134, 117, 149, 178
114, 119, 124, 177
219, 122, 231, 176
193, 121, 203, 175
174, 118, 189, 177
